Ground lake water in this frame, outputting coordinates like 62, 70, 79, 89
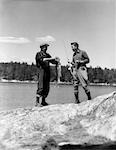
0, 82, 115, 111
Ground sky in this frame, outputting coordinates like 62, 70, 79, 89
0, 0, 115, 69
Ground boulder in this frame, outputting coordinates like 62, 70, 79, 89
0, 91, 116, 150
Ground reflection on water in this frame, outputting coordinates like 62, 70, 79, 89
0, 82, 115, 111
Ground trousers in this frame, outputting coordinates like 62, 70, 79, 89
36, 68, 50, 98
72, 67, 91, 100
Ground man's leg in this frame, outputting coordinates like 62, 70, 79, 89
74, 91, 80, 104
74, 79, 80, 104
35, 69, 44, 106
41, 97, 49, 106
87, 91, 91, 100
35, 94, 41, 106
41, 71, 50, 106
83, 85, 91, 100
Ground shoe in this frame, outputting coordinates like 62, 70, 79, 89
87, 91, 91, 100
41, 97, 49, 106
35, 96, 41, 107
35, 103, 43, 107
74, 92, 80, 104
75, 100, 80, 104
41, 101, 49, 106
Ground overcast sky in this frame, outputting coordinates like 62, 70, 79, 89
0, 0, 115, 69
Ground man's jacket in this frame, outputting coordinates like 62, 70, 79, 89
35, 51, 51, 70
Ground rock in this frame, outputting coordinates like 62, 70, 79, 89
0, 91, 116, 150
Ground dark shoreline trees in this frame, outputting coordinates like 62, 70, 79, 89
0, 62, 116, 84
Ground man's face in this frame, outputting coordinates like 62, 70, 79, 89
71, 44, 77, 52
41, 45, 48, 52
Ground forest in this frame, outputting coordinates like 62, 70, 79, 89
0, 62, 116, 84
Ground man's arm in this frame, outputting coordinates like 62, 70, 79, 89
35, 52, 47, 68
43, 57, 60, 64
43, 58, 55, 61
76, 51, 90, 65
82, 51, 90, 64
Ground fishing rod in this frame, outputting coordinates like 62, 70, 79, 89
62, 40, 70, 63
62, 40, 74, 74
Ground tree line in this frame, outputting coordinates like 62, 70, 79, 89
0, 62, 116, 84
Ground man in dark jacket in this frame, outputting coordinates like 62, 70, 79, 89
70, 42, 91, 103
35, 43, 59, 106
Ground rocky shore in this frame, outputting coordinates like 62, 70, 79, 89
0, 91, 116, 150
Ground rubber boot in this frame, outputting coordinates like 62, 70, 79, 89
35, 96, 40, 107
87, 91, 91, 100
74, 92, 80, 104
41, 97, 49, 106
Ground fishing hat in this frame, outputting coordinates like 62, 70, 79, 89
71, 42, 79, 47
40, 42, 49, 48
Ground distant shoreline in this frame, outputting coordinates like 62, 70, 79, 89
0, 79, 116, 87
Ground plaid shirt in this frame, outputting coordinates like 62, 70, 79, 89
72, 49, 90, 68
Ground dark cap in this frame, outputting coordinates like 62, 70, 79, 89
40, 43, 49, 48
71, 42, 79, 47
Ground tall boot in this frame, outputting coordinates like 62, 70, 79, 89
35, 96, 40, 107
74, 92, 80, 104
87, 91, 91, 100
41, 97, 49, 106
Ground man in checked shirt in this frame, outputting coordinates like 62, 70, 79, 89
69, 42, 91, 104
